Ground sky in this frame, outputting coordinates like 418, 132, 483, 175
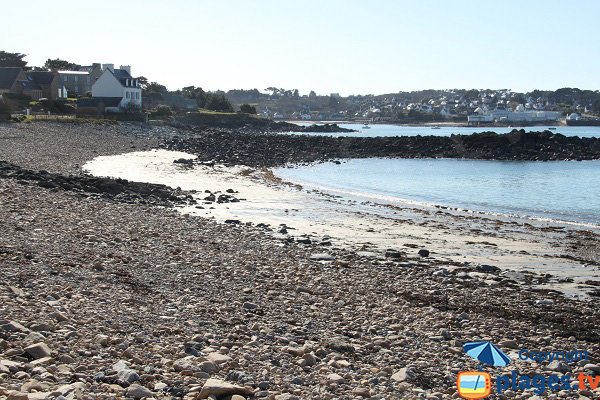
2, 0, 599, 95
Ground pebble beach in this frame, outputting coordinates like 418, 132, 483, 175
1, 122, 599, 400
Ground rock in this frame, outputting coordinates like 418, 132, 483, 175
126, 384, 153, 399
6, 391, 28, 400
535, 299, 554, 306
385, 249, 404, 259
476, 264, 500, 273
199, 360, 219, 374
498, 339, 519, 349
30, 323, 53, 332
324, 339, 355, 353
327, 373, 345, 383
24, 342, 51, 359
223, 396, 247, 400
296, 237, 312, 244
274, 395, 299, 400
352, 387, 371, 398
207, 352, 232, 365
94, 334, 109, 346
242, 302, 258, 310
174, 158, 194, 165
309, 253, 335, 261
48, 311, 69, 322
1, 321, 28, 333
546, 360, 570, 373
196, 378, 253, 399
584, 363, 600, 374
117, 368, 140, 383
391, 367, 416, 383
284, 346, 305, 356
302, 353, 317, 366
418, 249, 430, 257
7, 286, 25, 297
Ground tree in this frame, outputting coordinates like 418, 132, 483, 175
239, 103, 257, 114
145, 82, 168, 94
205, 93, 234, 112
0, 51, 27, 67
181, 85, 207, 107
134, 76, 149, 90
43, 58, 80, 71
151, 105, 173, 118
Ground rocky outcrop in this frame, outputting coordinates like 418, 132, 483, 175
0, 161, 193, 207
163, 129, 600, 167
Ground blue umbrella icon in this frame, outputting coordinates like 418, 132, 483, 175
463, 341, 511, 367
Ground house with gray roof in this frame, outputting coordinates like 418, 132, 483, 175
0, 67, 43, 99
90, 64, 142, 112
26, 71, 67, 100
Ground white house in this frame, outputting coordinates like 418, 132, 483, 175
91, 64, 142, 112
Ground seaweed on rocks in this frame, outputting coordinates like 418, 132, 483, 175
162, 128, 600, 168
0, 161, 193, 207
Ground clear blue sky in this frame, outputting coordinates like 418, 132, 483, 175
3, 0, 599, 95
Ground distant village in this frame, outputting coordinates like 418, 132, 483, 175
1, 51, 599, 125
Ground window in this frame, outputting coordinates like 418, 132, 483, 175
126, 92, 130, 99
135, 92, 139, 100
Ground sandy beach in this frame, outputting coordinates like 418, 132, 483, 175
1, 121, 599, 400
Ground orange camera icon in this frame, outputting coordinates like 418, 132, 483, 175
457, 371, 491, 399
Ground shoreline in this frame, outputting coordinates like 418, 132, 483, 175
83, 148, 600, 299
284, 120, 567, 128
1, 121, 600, 399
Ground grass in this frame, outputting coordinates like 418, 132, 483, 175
197, 108, 237, 115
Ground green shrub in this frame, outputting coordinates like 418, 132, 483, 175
239, 103, 257, 114
150, 105, 173, 119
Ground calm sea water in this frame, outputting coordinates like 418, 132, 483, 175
275, 158, 600, 226
284, 122, 600, 138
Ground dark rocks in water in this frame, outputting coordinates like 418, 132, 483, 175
204, 193, 216, 202
418, 249, 430, 257
0, 161, 191, 207
224, 219, 241, 224
162, 129, 600, 168
299, 123, 354, 133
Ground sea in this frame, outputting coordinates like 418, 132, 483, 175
274, 123, 600, 226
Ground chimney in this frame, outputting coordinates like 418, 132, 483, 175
120, 65, 131, 75
102, 63, 114, 72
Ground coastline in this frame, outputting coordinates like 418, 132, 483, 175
82, 148, 600, 299
1, 121, 599, 400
